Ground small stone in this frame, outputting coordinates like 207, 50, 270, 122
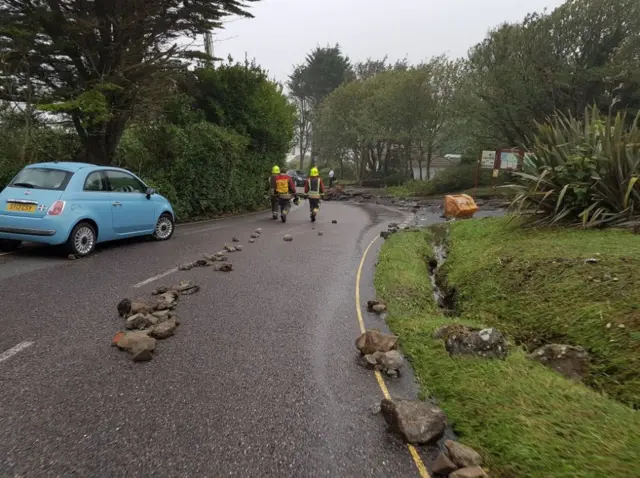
380, 350, 404, 372
249, 239, 256, 243
445, 327, 508, 360
152, 310, 172, 321
180, 285, 200, 295
380, 231, 390, 239
179, 261, 195, 271
283, 234, 293, 242
370, 403, 382, 414
250, 233, 259, 239
126, 313, 154, 330
332, 220, 337, 224
117, 298, 132, 318
380, 398, 447, 444
618, 324, 625, 329
232, 237, 240, 242
385, 369, 399, 378
255, 228, 262, 234
432, 452, 458, 476
606, 322, 612, 328
445, 440, 483, 468
355, 330, 399, 355
613, 277, 619, 282
318, 232, 323, 236
151, 286, 169, 296
367, 300, 380, 311
235, 245, 243, 251
372, 303, 387, 314
224, 244, 236, 252
585, 258, 598, 264
194, 259, 209, 267
213, 263, 233, 272
449, 466, 487, 478
359, 354, 378, 369
67, 254, 78, 260
150, 318, 178, 339
111, 331, 126, 347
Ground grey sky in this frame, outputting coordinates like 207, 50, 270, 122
213, 0, 566, 84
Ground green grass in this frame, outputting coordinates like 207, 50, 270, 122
374, 225, 640, 478
384, 181, 515, 199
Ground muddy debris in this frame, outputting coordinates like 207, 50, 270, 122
528, 344, 590, 381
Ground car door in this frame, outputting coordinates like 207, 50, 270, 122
105, 170, 156, 235
79, 170, 116, 240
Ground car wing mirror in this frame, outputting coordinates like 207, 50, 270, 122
146, 187, 155, 199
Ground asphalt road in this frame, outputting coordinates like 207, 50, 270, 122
0, 200, 447, 478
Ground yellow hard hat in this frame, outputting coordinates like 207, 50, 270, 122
310, 167, 319, 177
272, 165, 280, 174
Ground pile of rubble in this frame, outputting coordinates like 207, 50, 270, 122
358, 302, 489, 477
112, 280, 199, 362
178, 228, 263, 271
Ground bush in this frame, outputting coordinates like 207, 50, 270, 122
431, 164, 506, 194
508, 107, 640, 228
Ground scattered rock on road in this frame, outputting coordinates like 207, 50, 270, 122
126, 313, 155, 330
152, 286, 169, 296
449, 467, 488, 478
235, 245, 243, 251
67, 254, 79, 260
355, 330, 399, 355
445, 327, 509, 360
224, 244, 236, 252
131, 300, 153, 316
117, 298, 132, 318
213, 263, 233, 272
113, 330, 156, 362
528, 344, 590, 380
250, 233, 259, 239
249, 238, 256, 243
232, 237, 240, 242
360, 350, 404, 377
255, 228, 262, 234
318, 232, 323, 236
150, 318, 179, 339
371, 303, 387, 314
380, 398, 447, 444
332, 220, 337, 224
283, 234, 293, 242
380, 231, 390, 239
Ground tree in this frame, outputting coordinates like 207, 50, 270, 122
287, 65, 313, 170
0, 0, 258, 165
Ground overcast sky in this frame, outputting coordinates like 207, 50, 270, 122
211, 0, 566, 84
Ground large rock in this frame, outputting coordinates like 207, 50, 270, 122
380, 350, 404, 372
449, 466, 487, 478
445, 327, 508, 360
150, 318, 178, 340
432, 452, 458, 476
130, 300, 153, 316
213, 263, 233, 272
432, 324, 476, 341
445, 440, 483, 468
380, 398, 447, 445
528, 344, 590, 380
372, 303, 387, 314
355, 330, 399, 355
117, 298, 132, 318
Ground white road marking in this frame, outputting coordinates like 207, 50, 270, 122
133, 267, 178, 288
0, 341, 34, 364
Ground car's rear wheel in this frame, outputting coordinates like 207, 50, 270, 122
153, 213, 174, 241
67, 222, 96, 257
0, 239, 22, 252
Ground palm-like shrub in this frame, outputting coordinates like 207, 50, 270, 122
508, 107, 640, 228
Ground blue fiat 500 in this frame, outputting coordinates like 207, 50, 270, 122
0, 162, 175, 256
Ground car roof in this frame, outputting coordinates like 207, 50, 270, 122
25, 163, 136, 176
25, 162, 96, 173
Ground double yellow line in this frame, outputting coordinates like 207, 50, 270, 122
355, 236, 430, 478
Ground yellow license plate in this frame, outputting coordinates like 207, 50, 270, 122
6, 202, 37, 213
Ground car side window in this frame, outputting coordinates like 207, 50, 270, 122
106, 171, 145, 194
84, 171, 107, 191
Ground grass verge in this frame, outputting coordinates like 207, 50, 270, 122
374, 225, 640, 478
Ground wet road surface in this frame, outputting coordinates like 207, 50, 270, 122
0, 200, 447, 477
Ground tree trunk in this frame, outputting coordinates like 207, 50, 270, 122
426, 142, 434, 180
418, 144, 424, 180
299, 141, 304, 171
74, 109, 131, 166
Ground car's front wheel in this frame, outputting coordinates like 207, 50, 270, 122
153, 213, 174, 241
0, 239, 22, 252
67, 222, 96, 257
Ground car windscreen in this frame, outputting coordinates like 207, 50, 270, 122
9, 168, 73, 191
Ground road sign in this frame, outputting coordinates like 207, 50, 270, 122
481, 150, 496, 168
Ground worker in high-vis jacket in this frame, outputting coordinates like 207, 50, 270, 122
304, 167, 325, 222
273, 167, 298, 223
269, 165, 281, 219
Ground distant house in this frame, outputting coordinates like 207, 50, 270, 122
409, 154, 461, 180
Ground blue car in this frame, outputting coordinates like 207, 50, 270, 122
0, 162, 175, 256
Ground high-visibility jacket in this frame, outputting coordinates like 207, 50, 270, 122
305, 176, 325, 199
274, 173, 296, 199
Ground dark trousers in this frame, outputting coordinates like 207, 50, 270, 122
278, 197, 292, 215
309, 198, 320, 212
270, 196, 278, 216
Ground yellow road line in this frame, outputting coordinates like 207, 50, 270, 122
355, 235, 430, 478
